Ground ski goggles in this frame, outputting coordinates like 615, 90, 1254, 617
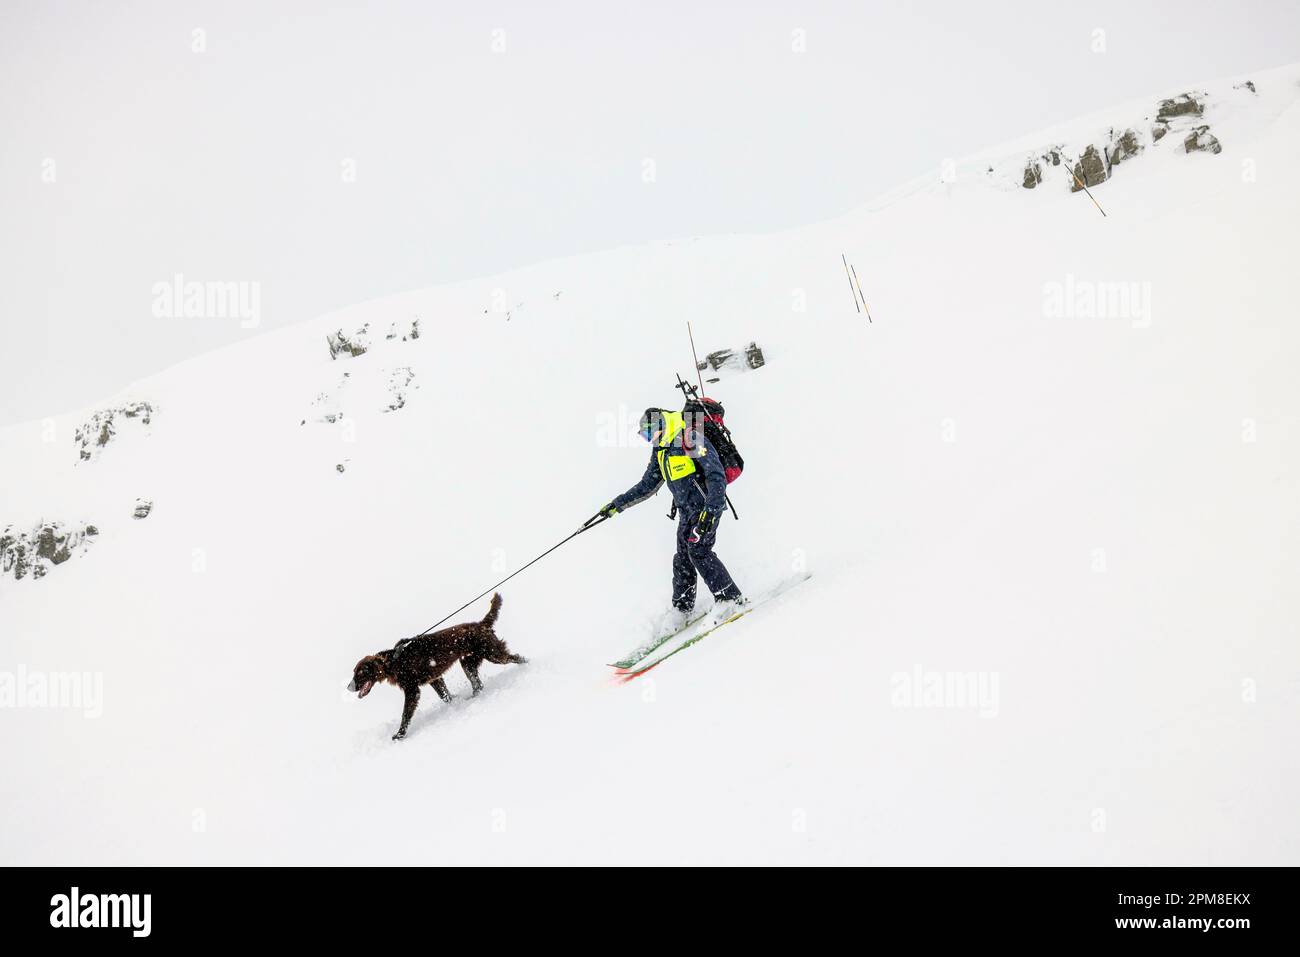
638, 411, 663, 441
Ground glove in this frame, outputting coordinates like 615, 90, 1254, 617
598, 502, 620, 518
687, 508, 716, 544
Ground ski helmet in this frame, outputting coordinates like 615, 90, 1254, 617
638, 408, 667, 440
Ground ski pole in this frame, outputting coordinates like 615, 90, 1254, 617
405, 514, 609, 641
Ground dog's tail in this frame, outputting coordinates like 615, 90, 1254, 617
482, 592, 503, 628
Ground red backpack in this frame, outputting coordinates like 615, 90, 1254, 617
683, 397, 744, 484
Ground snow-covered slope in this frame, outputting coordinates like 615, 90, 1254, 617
3, 66, 1299, 865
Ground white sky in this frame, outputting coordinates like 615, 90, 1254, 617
3, 0, 1299, 426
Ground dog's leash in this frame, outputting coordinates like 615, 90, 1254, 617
394, 512, 611, 653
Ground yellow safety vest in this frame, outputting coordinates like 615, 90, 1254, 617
656, 411, 698, 483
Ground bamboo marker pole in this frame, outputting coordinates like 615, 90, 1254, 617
683, 322, 738, 520
851, 263, 872, 323
1061, 154, 1108, 217
687, 321, 705, 395
842, 253, 861, 312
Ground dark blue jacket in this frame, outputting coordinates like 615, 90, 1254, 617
611, 428, 728, 516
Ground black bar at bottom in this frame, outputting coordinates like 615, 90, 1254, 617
2, 865, 1288, 945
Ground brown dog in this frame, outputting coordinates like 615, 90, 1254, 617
348, 593, 525, 740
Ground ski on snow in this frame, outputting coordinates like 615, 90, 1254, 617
608, 611, 709, 669
610, 575, 811, 682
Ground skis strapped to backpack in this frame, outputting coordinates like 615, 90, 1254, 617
674, 373, 743, 520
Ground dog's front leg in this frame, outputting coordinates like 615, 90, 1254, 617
430, 677, 454, 703
461, 657, 484, 696
394, 686, 421, 740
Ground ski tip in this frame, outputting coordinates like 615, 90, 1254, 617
609, 662, 652, 683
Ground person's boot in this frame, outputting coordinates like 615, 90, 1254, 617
709, 594, 749, 625
652, 606, 692, 638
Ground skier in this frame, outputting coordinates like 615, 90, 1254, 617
598, 407, 745, 629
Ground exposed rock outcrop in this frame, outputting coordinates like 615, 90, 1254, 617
330, 318, 419, 358
327, 324, 371, 360
1184, 126, 1222, 154
385, 319, 421, 342
696, 342, 766, 380
1071, 145, 1108, 190
1064, 128, 1143, 192
74, 401, 153, 462
1022, 161, 1043, 189
1157, 93, 1204, 120
1108, 128, 1142, 166
1, 521, 97, 582
133, 499, 153, 520
383, 367, 417, 413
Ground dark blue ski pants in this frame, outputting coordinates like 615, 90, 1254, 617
672, 512, 742, 611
